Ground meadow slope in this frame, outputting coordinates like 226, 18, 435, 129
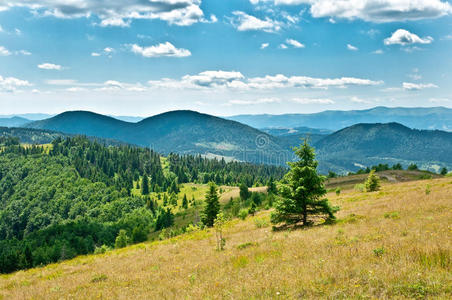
1, 178, 451, 299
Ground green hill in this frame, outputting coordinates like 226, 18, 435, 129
26, 110, 285, 164
313, 122, 452, 173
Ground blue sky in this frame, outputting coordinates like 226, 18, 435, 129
0, 0, 451, 116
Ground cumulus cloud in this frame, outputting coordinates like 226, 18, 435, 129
38, 63, 62, 70
250, 0, 452, 22
130, 42, 191, 58
384, 29, 433, 46
2, 0, 207, 27
0, 75, 31, 92
403, 82, 438, 90
347, 44, 358, 51
148, 70, 383, 90
286, 38, 305, 48
231, 11, 281, 33
0, 46, 11, 56
260, 42, 269, 49
291, 97, 335, 104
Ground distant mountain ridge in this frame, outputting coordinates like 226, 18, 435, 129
227, 106, 452, 131
24, 110, 452, 173
26, 110, 284, 164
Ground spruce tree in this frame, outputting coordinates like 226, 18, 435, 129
202, 182, 220, 227
239, 183, 250, 200
141, 173, 149, 195
271, 140, 337, 227
440, 167, 448, 176
182, 194, 188, 209
365, 170, 381, 192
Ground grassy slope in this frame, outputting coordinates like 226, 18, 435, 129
1, 178, 451, 299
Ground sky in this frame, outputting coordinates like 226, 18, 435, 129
0, 0, 451, 117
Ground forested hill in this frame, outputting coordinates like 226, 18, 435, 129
0, 136, 285, 273
313, 122, 452, 173
26, 110, 285, 164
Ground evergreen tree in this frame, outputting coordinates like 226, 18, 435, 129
249, 202, 256, 216
267, 178, 277, 194
239, 183, 250, 201
141, 173, 149, 195
365, 170, 381, 192
271, 140, 337, 226
182, 194, 188, 209
202, 182, 220, 227
440, 167, 448, 175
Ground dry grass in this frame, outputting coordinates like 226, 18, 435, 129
1, 178, 451, 299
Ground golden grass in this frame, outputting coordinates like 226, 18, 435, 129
1, 178, 451, 299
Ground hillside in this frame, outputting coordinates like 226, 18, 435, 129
26, 111, 285, 164
1, 177, 450, 299
313, 123, 452, 173
228, 106, 452, 131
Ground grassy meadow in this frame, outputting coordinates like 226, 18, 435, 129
1, 177, 451, 299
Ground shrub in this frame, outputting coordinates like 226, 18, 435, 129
114, 229, 129, 249
373, 247, 385, 257
254, 217, 269, 228
238, 209, 248, 220
335, 187, 341, 196
94, 245, 111, 255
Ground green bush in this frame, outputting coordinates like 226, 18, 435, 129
238, 209, 249, 220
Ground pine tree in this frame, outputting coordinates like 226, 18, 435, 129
182, 193, 188, 209
249, 202, 256, 216
202, 182, 220, 227
271, 140, 337, 227
267, 178, 277, 194
440, 167, 448, 176
141, 173, 149, 195
365, 170, 381, 192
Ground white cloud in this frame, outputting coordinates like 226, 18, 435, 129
429, 97, 451, 103
148, 70, 383, 90
279, 44, 288, 49
130, 42, 191, 58
38, 63, 62, 70
228, 98, 280, 105
384, 29, 433, 46
17, 50, 31, 55
291, 97, 335, 104
104, 47, 114, 53
0, 46, 11, 56
403, 82, 438, 90
91, 52, 101, 57
260, 42, 269, 49
2, 0, 207, 27
286, 38, 305, 48
0, 75, 31, 92
231, 11, 281, 33
372, 49, 383, 54
347, 44, 358, 51
350, 96, 369, 103
251, 0, 452, 22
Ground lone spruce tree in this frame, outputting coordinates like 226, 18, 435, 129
365, 169, 381, 192
202, 182, 220, 227
271, 140, 337, 227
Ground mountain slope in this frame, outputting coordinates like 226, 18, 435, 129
314, 122, 452, 173
26, 110, 285, 164
228, 106, 452, 131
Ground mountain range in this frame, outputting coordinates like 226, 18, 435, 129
227, 106, 452, 131
21, 110, 452, 173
